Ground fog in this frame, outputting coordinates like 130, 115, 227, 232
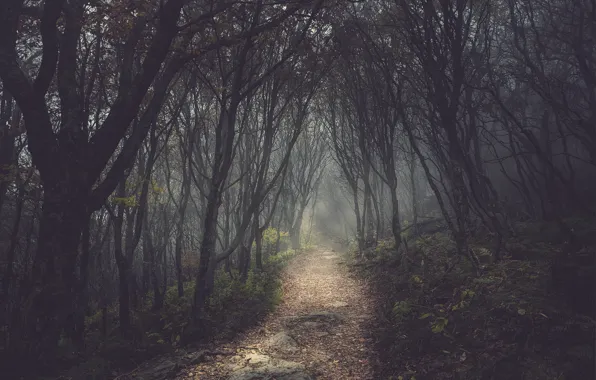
1, 0, 595, 376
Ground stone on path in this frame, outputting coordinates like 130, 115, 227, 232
301, 321, 323, 329
227, 353, 313, 380
127, 349, 217, 380
266, 332, 299, 353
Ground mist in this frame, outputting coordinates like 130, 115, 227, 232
0, 0, 594, 378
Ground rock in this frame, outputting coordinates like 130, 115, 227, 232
228, 353, 313, 380
184, 351, 206, 365
245, 353, 272, 365
266, 332, 299, 354
301, 321, 323, 329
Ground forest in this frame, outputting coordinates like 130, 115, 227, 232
0, 0, 594, 379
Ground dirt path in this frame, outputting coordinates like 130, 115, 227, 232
175, 247, 377, 380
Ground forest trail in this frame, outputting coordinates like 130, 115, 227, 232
174, 247, 378, 380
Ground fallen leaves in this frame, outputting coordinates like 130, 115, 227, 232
174, 248, 376, 380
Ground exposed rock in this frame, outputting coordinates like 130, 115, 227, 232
125, 349, 232, 380
328, 301, 348, 308
184, 351, 207, 365
301, 321, 323, 329
244, 353, 272, 366
227, 353, 313, 380
266, 332, 299, 353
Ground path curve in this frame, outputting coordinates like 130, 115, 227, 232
176, 247, 377, 380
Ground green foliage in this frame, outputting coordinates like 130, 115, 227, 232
351, 221, 595, 379
410, 275, 423, 285
158, 282, 195, 344
108, 177, 167, 207
256, 227, 291, 254
83, 248, 297, 356
430, 317, 448, 333
451, 289, 475, 311
401, 220, 410, 240
392, 300, 412, 321
265, 249, 297, 267
85, 305, 118, 331
415, 232, 455, 255
111, 195, 138, 207
210, 249, 297, 316
375, 239, 395, 254
262, 227, 288, 245
151, 178, 165, 194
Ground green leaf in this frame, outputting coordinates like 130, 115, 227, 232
431, 317, 448, 333
411, 275, 423, 284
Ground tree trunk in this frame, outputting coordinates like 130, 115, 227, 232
22, 184, 87, 361
0, 92, 17, 217
113, 207, 132, 335
175, 228, 185, 298
2, 170, 25, 297
363, 179, 374, 246
70, 211, 92, 349
192, 190, 220, 320
175, 189, 190, 297
409, 151, 419, 234
117, 261, 132, 335
239, 243, 252, 283
390, 184, 402, 252
275, 221, 282, 254
290, 213, 303, 250
351, 182, 364, 254
255, 226, 264, 271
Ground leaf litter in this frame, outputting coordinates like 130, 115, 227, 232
174, 247, 378, 380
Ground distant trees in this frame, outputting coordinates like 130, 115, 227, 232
321, 0, 596, 266
2, 0, 595, 373
0, 0, 331, 366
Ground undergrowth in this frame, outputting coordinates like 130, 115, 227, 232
351, 218, 595, 380
44, 249, 300, 380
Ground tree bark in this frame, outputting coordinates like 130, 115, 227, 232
22, 181, 88, 361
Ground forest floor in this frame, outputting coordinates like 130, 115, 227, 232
170, 247, 378, 380
112, 219, 595, 380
